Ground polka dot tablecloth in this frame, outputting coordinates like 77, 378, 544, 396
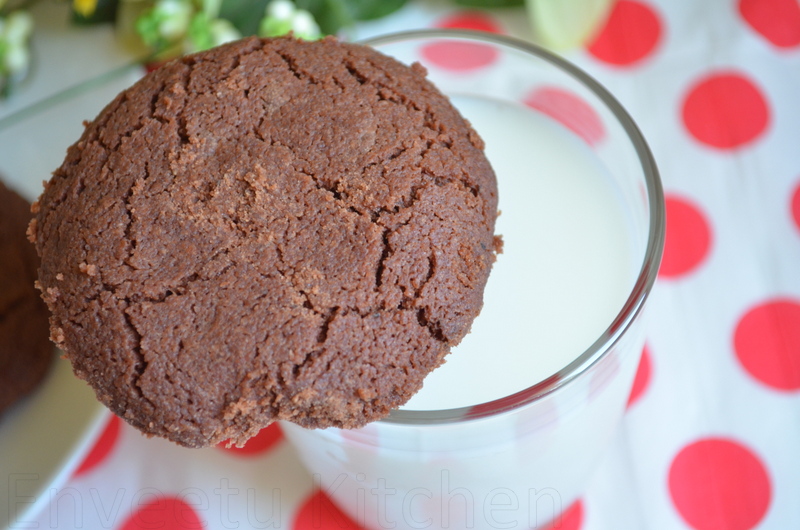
6, 0, 800, 529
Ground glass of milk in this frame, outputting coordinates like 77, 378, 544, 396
281, 29, 664, 530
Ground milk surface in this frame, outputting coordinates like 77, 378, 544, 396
402, 96, 636, 411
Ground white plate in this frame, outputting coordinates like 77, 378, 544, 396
0, 353, 107, 529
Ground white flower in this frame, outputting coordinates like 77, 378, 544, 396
3, 41, 28, 73
526, 0, 613, 50
0, 11, 33, 77
291, 11, 318, 39
260, 0, 320, 40
266, 0, 295, 21
209, 18, 240, 47
154, 0, 193, 41
3, 11, 33, 45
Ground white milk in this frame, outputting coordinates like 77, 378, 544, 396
402, 95, 635, 411
282, 95, 647, 530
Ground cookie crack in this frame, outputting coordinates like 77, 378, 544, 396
165, 346, 204, 425
141, 272, 200, 304
121, 306, 156, 410
416, 307, 447, 343
96, 81, 168, 153
375, 227, 390, 289
421, 252, 435, 294
316, 306, 338, 344
343, 59, 368, 85
353, 58, 479, 195
424, 167, 481, 198
74, 90, 131, 156
121, 183, 137, 267
274, 49, 314, 83
174, 65, 192, 145
366, 78, 448, 140
288, 159, 349, 212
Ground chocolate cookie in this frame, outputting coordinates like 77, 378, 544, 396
31, 36, 499, 447
0, 180, 53, 415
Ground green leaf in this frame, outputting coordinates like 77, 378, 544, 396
346, 0, 407, 21
187, 11, 214, 51
0, 41, 8, 76
454, 0, 524, 6
295, 0, 352, 35
259, 16, 293, 37
218, 0, 271, 35
136, 8, 165, 48
201, 0, 222, 18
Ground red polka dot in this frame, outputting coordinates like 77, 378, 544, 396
541, 500, 584, 530
523, 87, 605, 145
120, 495, 204, 530
669, 438, 771, 530
791, 181, 800, 232
659, 195, 712, 278
682, 72, 770, 149
73, 414, 121, 478
734, 298, 800, 391
627, 345, 652, 408
587, 0, 662, 66
421, 12, 502, 71
293, 490, 364, 530
434, 10, 502, 33
218, 423, 284, 456
739, 0, 800, 48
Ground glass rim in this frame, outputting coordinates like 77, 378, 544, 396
359, 29, 666, 426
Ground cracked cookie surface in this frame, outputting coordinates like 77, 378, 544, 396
30, 36, 499, 448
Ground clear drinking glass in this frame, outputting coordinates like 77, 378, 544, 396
281, 29, 665, 530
